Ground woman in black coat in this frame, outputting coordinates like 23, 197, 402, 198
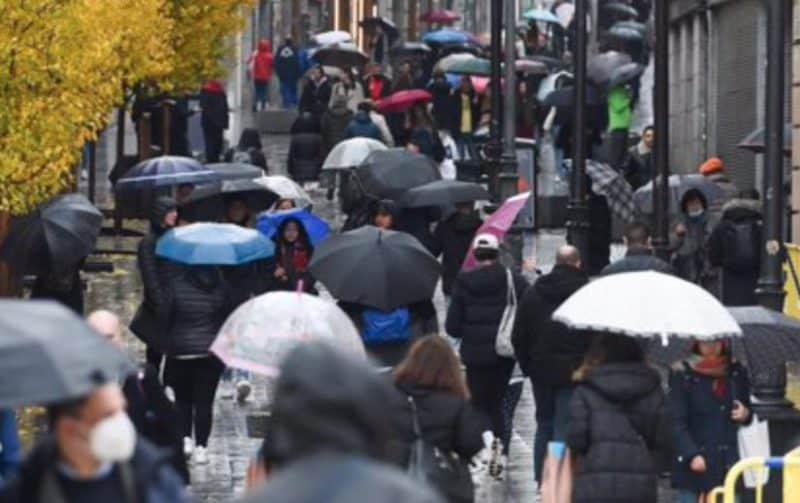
287, 117, 325, 183
669, 340, 751, 501
388, 336, 489, 503
567, 333, 670, 503
445, 234, 528, 453
272, 218, 316, 293
199, 81, 229, 163
433, 204, 483, 298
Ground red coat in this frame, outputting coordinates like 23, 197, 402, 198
250, 40, 274, 82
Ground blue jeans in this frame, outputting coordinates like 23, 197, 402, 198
254, 81, 269, 110
532, 383, 574, 483
280, 81, 298, 108
455, 133, 475, 160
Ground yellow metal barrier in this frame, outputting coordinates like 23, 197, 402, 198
783, 243, 800, 320
706, 455, 800, 503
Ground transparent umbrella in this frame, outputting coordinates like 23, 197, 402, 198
211, 292, 365, 377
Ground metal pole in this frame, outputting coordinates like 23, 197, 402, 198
114, 105, 126, 236
87, 141, 97, 204
483, 0, 504, 200
566, 0, 589, 263
651, 0, 670, 255
502, 0, 517, 158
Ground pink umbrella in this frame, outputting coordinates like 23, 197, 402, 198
420, 9, 461, 24
462, 192, 531, 271
376, 89, 433, 114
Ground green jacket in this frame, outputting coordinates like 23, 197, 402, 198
607, 86, 632, 131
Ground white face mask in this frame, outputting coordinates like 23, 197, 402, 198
89, 412, 137, 463
687, 208, 705, 218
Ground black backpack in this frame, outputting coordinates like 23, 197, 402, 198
721, 220, 761, 273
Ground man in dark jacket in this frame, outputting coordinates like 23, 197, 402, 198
427, 70, 453, 131
621, 125, 653, 190
433, 203, 483, 298
511, 245, 590, 483
707, 197, 762, 306
0, 383, 188, 503
241, 343, 444, 503
602, 222, 673, 275
299, 65, 332, 121
274, 37, 302, 108
199, 80, 229, 162
288, 116, 325, 183
130, 197, 179, 368
342, 102, 383, 142
320, 95, 354, 153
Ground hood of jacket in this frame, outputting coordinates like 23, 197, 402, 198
185, 266, 222, 292
267, 343, 393, 465
449, 211, 483, 233
583, 363, 661, 404
534, 264, 588, 304
151, 197, 177, 235
258, 39, 272, 53
721, 198, 762, 222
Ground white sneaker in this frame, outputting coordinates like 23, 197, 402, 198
236, 380, 252, 403
193, 446, 209, 465
183, 436, 194, 458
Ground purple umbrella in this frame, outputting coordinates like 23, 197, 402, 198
462, 192, 531, 271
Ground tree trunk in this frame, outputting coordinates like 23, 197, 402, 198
0, 212, 20, 298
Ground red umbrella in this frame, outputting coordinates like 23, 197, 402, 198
419, 9, 461, 24
376, 90, 432, 114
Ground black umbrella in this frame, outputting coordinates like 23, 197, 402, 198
607, 62, 645, 88
737, 123, 791, 156
355, 149, 442, 201
390, 41, 432, 59
587, 50, 632, 84
360, 16, 400, 41
309, 226, 441, 311
180, 179, 280, 222
648, 306, 800, 381
312, 43, 369, 68
438, 42, 484, 57
633, 174, 727, 215
206, 162, 264, 181
1, 193, 102, 276
614, 20, 648, 36
607, 23, 646, 43
399, 180, 490, 208
602, 2, 639, 19
0, 300, 135, 408
542, 85, 604, 107
526, 54, 564, 71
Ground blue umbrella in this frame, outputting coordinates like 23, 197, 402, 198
115, 156, 219, 191
422, 29, 474, 45
156, 223, 275, 265
522, 8, 561, 24
257, 209, 330, 247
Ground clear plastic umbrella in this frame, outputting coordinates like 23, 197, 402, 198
323, 138, 388, 170
253, 175, 312, 208
312, 30, 352, 46
211, 292, 365, 377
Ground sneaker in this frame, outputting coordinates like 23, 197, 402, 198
183, 436, 194, 458
193, 446, 209, 465
236, 380, 252, 403
488, 438, 505, 480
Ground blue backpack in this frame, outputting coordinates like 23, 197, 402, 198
361, 308, 413, 346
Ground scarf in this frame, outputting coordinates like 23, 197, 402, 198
281, 242, 310, 273
685, 353, 729, 399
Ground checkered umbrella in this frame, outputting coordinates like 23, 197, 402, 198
585, 160, 635, 222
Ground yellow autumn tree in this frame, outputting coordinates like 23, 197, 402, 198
0, 0, 173, 215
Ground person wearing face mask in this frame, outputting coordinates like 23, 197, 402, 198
0, 383, 188, 503
670, 190, 713, 285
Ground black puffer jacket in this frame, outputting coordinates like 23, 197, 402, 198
130, 198, 181, 352
511, 264, 590, 387
707, 199, 762, 306
433, 211, 483, 296
446, 263, 528, 367
288, 132, 325, 183
166, 266, 233, 357
386, 383, 488, 468
567, 363, 670, 503
601, 248, 674, 276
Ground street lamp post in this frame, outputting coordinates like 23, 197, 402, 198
484, 0, 504, 201
651, 0, 670, 255
566, 0, 589, 262
499, 0, 519, 203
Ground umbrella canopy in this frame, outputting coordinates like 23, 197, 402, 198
355, 149, 441, 201
462, 192, 531, 271
737, 123, 792, 156
312, 42, 369, 68
180, 179, 280, 222
553, 271, 742, 345
422, 29, 475, 45
205, 162, 263, 181
554, 2, 575, 27
1, 193, 102, 276
614, 20, 648, 36
585, 160, 635, 222
359, 16, 399, 40
311, 30, 352, 46
376, 89, 433, 114
542, 85, 603, 107
607, 23, 646, 43
323, 138, 388, 170
420, 9, 461, 24
0, 300, 135, 408
256, 208, 330, 247
439, 42, 483, 57
633, 174, 728, 215
537, 70, 573, 101
522, 8, 561, 24
156, 223, 275, 265
608, 62, 645, 88
602, 2, 639, 19
399, 180, 490, 208
211, 292, 364, 377
303, 65, 345, 80
115, 156, 218, 191
587, 51, 632, 85
648, 306, 800, 379
309, 226, 441, 311
435, 53, 491, 76
390, 41, 432, 58
515, 58, 549, 75
253, 175, 312, 208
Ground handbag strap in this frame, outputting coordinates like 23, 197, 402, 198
505, 268, 517, 307
407, 395, 423, 438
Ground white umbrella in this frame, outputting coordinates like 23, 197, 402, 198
211, 292, 365, 377
323, 138, 388, 170
253, 175, 312, 208
552, 271, 742, 345
312, 30, 352, 46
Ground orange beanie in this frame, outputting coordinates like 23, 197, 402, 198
699, 157, 724, 175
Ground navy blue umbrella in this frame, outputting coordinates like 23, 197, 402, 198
115, 156, 219, 192
257, 209, 331, 247
156, 223, 275, 265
